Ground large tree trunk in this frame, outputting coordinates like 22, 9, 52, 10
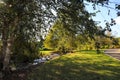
1, 24, 8, 71
2, 17, 18, 71
3, 39, 12, 70
2, 38, 13, 80
1, 20, 14, 79
1, 40, 7, 70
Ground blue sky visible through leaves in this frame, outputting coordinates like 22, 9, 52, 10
85, 0, 120, 37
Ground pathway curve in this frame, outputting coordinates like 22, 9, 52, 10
104, 49, 120, 60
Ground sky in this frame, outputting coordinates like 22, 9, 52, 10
85, 0, 120, 37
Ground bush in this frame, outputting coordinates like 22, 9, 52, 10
11, 41, 40, 67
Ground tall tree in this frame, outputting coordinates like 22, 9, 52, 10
0, 0, 55, 76
44, 0, 99, 53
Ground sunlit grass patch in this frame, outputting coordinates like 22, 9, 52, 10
39, 50, 53, 56
28, 51, 120, 80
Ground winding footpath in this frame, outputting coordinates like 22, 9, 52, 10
104, 49, 120, 60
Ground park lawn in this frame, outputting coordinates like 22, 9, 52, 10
27, 51, 120, 80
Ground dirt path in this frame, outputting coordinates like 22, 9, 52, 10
104, 49, 120, 60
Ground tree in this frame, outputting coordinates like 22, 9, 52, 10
0, 0, 31, 69
44, 20, 77, 53
0, 0, 55, 78
44, 0, 99, 53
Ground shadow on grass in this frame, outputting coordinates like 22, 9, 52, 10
28, 53, 120, 80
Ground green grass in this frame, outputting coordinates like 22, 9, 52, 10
39, 50, 53, 56
27, 51, 120, 80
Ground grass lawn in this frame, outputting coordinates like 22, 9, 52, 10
27, 51, 120, 80
39, 50, 53, 56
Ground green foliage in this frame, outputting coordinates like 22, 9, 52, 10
0, 0, 56, 69
75, 34, 96, 50
44, 28, 59, 49
11, 39, 39, 64
44, 0, 99, 53
95, 35, 120, 49
44, 20, 77, 54
112, 38, 120, 48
